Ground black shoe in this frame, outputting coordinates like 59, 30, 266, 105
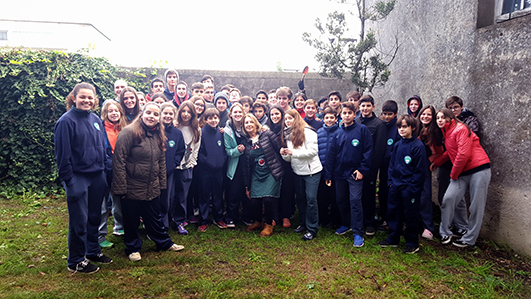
452, 239, 470, 248
87, 253, 113, 264
302, 232, 315, 241
365, 226, 376, 236
403, 245, 420, 254
441, 235, 452, 245
377, 240, 399, 248
68, 259, 100, 274
452, 228, 467, 238
293, 226, 307, 233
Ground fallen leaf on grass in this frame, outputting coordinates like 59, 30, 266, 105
28, 265, 35, 268
39, 271, 46, 275
459, 286, 464, 290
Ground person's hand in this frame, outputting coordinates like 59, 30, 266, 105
429, 163, 437, 171
219, 127, 225, 134
353, 170, 364, 180
325, 180, 332, 187
237, 144, 245, 153
245, 187, 250, 199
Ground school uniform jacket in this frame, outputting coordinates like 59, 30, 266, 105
324, 122, 373, 181
164, 123, 185, 175
355, 113, 387, 177
54, 107, 106, 183
111, 123, 166, 201
387, 136, 427, 196
198, 124, 227, 172
433, 120, 490, 180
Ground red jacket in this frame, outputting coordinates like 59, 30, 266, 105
433, 120, 490, 180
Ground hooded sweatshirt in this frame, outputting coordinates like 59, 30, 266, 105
407, 95, 423, 118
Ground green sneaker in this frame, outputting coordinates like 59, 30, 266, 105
99, 240, 113, 248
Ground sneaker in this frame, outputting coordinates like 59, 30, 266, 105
452, 228, 467, 238
282, 218, 291, 228
302, 232, 314, 241
377, 240, 399, 248
365, 226, 376, 236
293, 226, 307, 234
335, 225, 352, 235
226, 220, 236, 228
353, 235, 364, 247
182, 221, 188, 227
452, 239, 470, 248
68, 259, 100, 274
242, 219, 254, 226
128, 252, 141, 262
421, 229, 434, 241
177, 224, 188, 235
168, 244, 185, 251
99, 240, 113, 248
188, 216, 199, 224
441, 235, 452, 245
378, 220, 388, 231
112, 229, 124, 236
214, 220, 228, 229
87, 253, 113, 264
403, 245, 420, 254
198, 224, 207, 232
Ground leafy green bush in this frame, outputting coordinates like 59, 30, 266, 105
0, 48, 149, 196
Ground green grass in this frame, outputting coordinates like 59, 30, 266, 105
1, 194, 530, 298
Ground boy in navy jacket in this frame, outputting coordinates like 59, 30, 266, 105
378, 100, 401, 230
355, 95, 387, 235
197, 108, 228, 231
378, 115, 427, 254
325, 102, 373, 247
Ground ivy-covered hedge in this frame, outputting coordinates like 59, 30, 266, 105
0, 48, 149, 195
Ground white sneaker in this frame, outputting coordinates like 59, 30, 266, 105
129, 252, 141, 261
168, 244, 185, 251
421, 229, 434, 241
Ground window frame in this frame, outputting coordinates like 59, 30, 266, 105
497, 0, 531, 22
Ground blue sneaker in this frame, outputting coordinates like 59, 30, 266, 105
335, 225, 352, 235
177, 224, 188, 235
353, 235, 364, 247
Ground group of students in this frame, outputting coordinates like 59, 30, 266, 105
54, 70, 491, 274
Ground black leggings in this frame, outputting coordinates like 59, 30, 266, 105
251, 196, 278, 225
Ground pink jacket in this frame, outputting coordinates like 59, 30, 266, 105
433, 120, 490, 180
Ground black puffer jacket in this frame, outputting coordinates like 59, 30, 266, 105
244, 130, 284, 182
112, 123, 167, 201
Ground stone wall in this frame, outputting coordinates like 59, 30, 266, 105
140, 69, 355, 101
367, 0, 531, 255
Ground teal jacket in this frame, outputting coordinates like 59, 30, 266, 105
224, 123, 244, 180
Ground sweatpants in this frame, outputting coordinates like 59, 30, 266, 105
317, 177, 339, 226
64, 171, 106, 267
226, 164, 251, 223
439, 168, 491, 245
335, 178, 364, 236
378, 158, 391, 223
198, 169, 224, 225
361, 174, 378, 228
122, 196, 174, 255
159, 172, 175, 230
419, 171, 435, 233
386, 185, 421, 247
438, 165, 468, 230
172, 168, 193, 225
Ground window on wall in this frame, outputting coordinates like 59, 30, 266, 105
0, 31, 7, 40
502, 0, 531, 14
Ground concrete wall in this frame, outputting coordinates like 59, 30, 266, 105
143, 69, 355, 101
367, 0, 531, 255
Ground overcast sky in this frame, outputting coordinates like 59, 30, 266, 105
2, 0, 359, 71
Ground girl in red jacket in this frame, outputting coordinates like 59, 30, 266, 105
431, 109, 491, 248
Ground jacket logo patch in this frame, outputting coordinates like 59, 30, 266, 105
404, 155, 412, 164
93, 123, 100, 130
217, 140, 222, 147
258, 158, 265, 166
351, 139, 359, 147
387, 138, 394, 146
168, 140, 175, 148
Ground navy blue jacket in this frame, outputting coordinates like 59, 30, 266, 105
164, 124, 186, 175
54, 107, 107, 183
387, 136, 427, 196
198, 124, 227, 171
324, 122, 373, 180
317, 122, 339, 165
355, 113, 386, 178
304, 116, 323, 131
163, 87, 175, 104
383, 117, 401, 160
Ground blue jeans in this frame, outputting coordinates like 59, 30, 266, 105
297, 172, 321, 236
335, 177, 364, 235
